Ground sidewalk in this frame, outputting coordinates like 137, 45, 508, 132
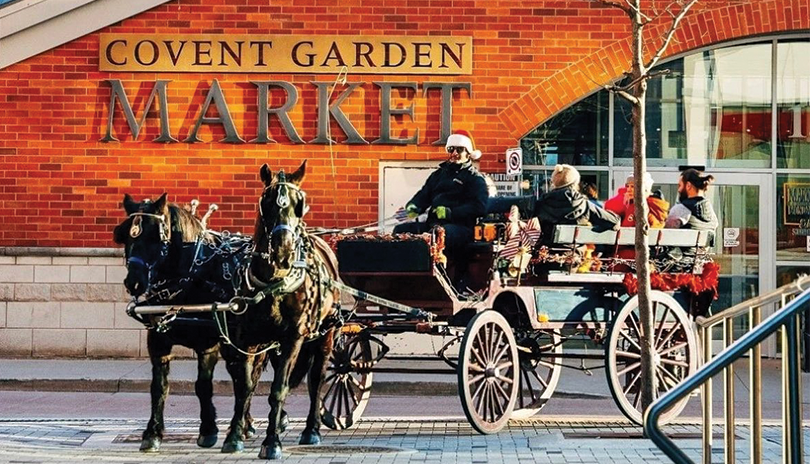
0, 356, 805, 400
0, 357, 611, 398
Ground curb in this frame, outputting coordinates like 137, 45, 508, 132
0, 379, 610, 400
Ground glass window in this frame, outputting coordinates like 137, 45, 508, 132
520, 170, 609, 204
520, 92, 609, 167
777, 174, 810, 261
615, 60, 686, 166
614, 43, 773, 168
776, 40, 810, 168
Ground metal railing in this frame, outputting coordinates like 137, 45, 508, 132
645, 275, 810, 464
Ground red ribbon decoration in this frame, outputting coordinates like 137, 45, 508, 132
622, 262, 720, 300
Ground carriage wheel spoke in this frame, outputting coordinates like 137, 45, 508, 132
618, 330, 642, 353
476, 383, 489, 417
653, 306, 672, 348
537, 360, 557, 370
479, 327, 491, 363
659, 358, 689, 368
494, 373, 514, 385
623, 370, 642, 396
616, 350, 641, 360
492, 335, 510, 364
628, 312, 644, 339
522, 369, 537, 401
471, 345, 487, 368
617, 361, 641, 378
472, 376, 487, 411
656, 321, 684, 351
469, 373, 486, 385
659, 342, 688, 357
658, 365, 682, 387
495, 360, 514, 372
529, 365, 550, 389
492, 383, 507, 417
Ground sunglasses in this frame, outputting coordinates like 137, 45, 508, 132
446, 146, 468, 154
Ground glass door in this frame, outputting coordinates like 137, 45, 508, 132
611, 170, 775, 354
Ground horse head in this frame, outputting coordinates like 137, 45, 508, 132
256, 160, 309, 278
113, 192, 190, 297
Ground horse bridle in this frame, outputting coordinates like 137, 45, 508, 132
126, 211, 171, 283
258, 173, 307, 242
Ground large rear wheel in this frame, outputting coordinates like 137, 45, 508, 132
458, 310, 519, 434
605, 291, 698, 425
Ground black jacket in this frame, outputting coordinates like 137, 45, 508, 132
407, 161, 489, 228
535, 187, 620, 243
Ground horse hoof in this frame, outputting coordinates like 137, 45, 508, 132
139, 437, 161, 453
197, 433, 218, 448
221, 440, 244, 454
279, 412, 289, 433
299, 430, 321, 445
244, 424, 256, 439
259, 444, 283, 460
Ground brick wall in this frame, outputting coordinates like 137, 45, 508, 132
0, 0, 796, 248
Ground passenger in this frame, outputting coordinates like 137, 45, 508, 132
605, 172, 669, 228
579, 181, 602, 207
394, 130, 489, 254
535, 164, 620, 243
665, 169, 719, 234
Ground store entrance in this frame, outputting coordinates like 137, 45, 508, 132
613, 170, 775, 354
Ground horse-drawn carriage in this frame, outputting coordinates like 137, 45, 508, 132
327, 197, 715, 433
116, 162, 717, 458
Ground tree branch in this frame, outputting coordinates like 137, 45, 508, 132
590, 0, 632, 14
606, 86, 640, 106
624, 0, 652, 22
646, 0, 699, 70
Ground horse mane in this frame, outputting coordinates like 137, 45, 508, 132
168, 204, 206, 243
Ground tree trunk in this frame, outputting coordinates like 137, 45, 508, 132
630, 2, 657, 415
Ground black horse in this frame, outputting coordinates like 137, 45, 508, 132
113, 193, 265, 453
221, 160, 340, 459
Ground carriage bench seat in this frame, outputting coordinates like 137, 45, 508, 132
551, 225, 713, 248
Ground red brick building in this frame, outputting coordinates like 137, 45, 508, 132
0, 0, 809, 356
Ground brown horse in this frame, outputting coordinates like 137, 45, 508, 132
113, 193, 266, 452
221, 160, 340, 459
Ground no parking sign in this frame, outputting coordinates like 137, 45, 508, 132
506, 148, 522, 175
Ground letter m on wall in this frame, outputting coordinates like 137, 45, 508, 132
101, 80, 178, 143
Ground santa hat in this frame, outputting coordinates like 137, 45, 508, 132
551, 164, 580, 190
446, 130, 482, 160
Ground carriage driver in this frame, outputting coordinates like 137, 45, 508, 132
393, 130, 489, 259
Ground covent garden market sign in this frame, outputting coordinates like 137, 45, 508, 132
99, 34, 473, 145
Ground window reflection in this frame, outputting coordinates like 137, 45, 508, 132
520, 170, 608, 202
777, 41, 810, 168
777, 174, 810, 261
520, 92, 609, 167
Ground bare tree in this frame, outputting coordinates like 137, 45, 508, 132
591, 0, 698, 414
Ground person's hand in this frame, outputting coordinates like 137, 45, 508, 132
434, 206, 451, 220
406, 203, 419, 219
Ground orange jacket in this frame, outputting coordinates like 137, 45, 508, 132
605, 188, 669, 228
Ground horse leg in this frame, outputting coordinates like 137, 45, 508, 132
300, 329, 334, 446
195, 346, 219, 448
141, 344, 171, 453
243, 352, 268, 438
259, 337, 304, 460
221, 349, 252, 454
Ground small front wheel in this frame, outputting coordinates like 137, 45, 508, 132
320, 330, 373, 430
458, 310, 519, 434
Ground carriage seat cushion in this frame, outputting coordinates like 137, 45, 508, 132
552, 225, 713, 248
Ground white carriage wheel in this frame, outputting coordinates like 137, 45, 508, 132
605, 290, 698, 425
320, 330, 373, 430
511, 329, 563, 419
458, 310, 520, 434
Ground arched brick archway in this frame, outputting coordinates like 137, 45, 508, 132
498, 0, 810, 140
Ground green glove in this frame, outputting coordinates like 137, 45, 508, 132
434, 206, 451, 220
405, 203, 419, 219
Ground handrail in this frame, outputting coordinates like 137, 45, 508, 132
644, 286, 810, 463
697, 274, 810, 328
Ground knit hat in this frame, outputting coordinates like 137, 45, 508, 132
626, 172, 655, 194
445, 130, 482, 160
551, 164, 580, 190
